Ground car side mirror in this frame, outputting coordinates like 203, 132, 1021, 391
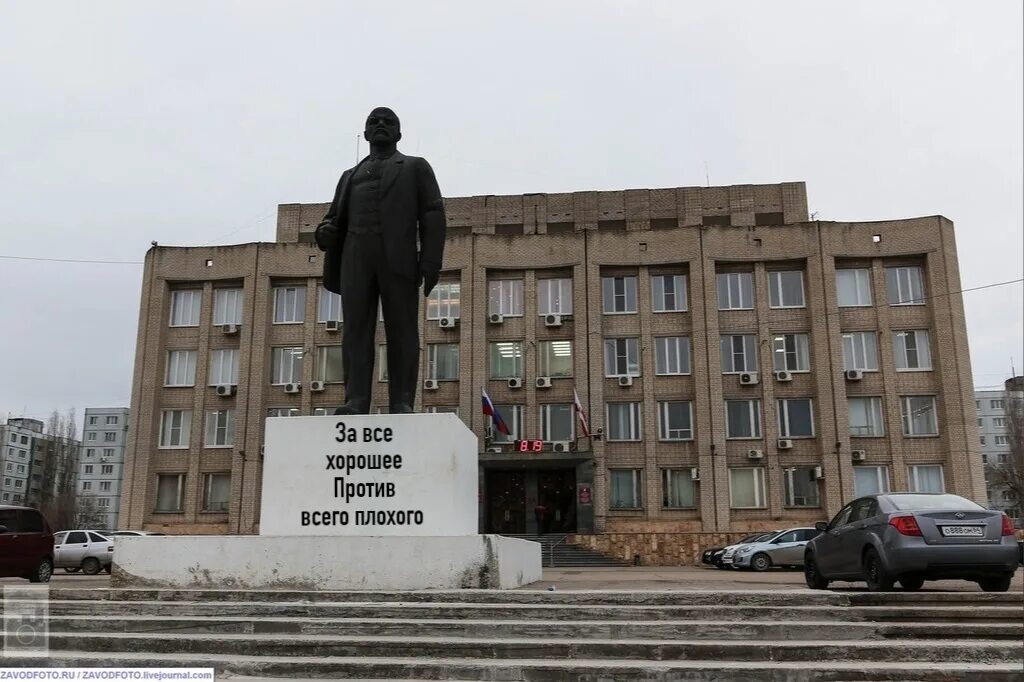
814, 521, 828, 532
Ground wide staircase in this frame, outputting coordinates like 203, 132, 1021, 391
502, 533, 630, 566
4, 587, 1022, 680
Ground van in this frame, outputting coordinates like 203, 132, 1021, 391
0, 505, 54, 582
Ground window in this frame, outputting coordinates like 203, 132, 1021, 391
729, 467, 766, 508
991, 399, 1005, 410
726, 400, 761, 439
538, 278, 572, 315
205, 410, 235, 447
106, 416, 118, 425
315, 346, 344, 383
540, 404, 574, 441
908, 465, 944, 493
602, 276, 638, 314
267, 408, 299, 418
652, 274, 687, 312
658, 401, 693, 441
202, 473, 231, 512
213, 288, 243, 325
155, 474, 185, 512
97, 498, 110, 508
606, 403, 641, 441
312, 407, 341, 416
848, 397, 885, 437
662, 469, 696, 508
85, 432, 96, 442
103, 448, 114, 458
427, 344, 459, 381
99, 481, 111, 492
836, 269, 872, 307
103, 432, 116, 442
886, 266, 925, 305
426, 282, 461, 320
777, 398, 814, 438
995, 435, 1010, 446
272, 286, 306, 324
842, 332, 878, 371
488, 279, 523, 317
609, 469, 643, 508
81, 481, 91, 491
994, 417, 1007, 428
209, 349, 240, 386
893, 331, 932, 370
317, 287, 343, 322
768, 270, 805, 308
270, 347, 303, 385
84, 465, 93, 475
655, 337, 691, 375
772, 334, 809, 372
489, 405, 522, 443
717, 272, 753, 310
854, 465, 891, 496
165, 350, 197, 387
998, 453, 1009, 464
783, 467, 820, 507
604, 338, 640, 377
720, 335, 758, 373
489, 342, 522, 379
101, 465, 113, 475
169, 290, 201, 327
538, 340, 573, 377
159, 410, 191, 449
901, 396, 938, 436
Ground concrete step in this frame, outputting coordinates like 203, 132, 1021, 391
31, 614, 1024, 640
13, 651, 1024, 681
30, 633, 1022, 664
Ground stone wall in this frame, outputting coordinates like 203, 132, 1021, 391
569, 532, 765, 566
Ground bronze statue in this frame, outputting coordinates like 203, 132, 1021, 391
315, 107, 446, 414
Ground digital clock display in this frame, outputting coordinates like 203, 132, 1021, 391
515, 439, 545, 453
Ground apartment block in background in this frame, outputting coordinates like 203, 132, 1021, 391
77, 407, 130, 529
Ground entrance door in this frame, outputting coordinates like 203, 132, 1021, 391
537, 469, 577, 533
485, 471, 526, 534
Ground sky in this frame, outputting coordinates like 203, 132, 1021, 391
0, 1, 1021, 422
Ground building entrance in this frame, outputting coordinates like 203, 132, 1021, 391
484, 467, 577, 534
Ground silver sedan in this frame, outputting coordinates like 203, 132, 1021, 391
723, 527, 821, 571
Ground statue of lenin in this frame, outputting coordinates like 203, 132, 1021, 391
314, 107, 446, 415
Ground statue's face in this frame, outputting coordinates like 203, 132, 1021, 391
364, 107, 401, 145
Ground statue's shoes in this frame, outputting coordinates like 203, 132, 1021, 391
333, 402, 369, 415
389, 403, 414, 414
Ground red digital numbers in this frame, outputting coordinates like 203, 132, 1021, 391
516, 439, 545, 452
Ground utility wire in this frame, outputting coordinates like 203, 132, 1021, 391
0, 255, 143, 265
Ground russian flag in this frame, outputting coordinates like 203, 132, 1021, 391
481, 388, 510, 435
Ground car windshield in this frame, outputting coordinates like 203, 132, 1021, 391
739, 533, 763, 543
886, 494, 985, 511
748, 533, 772, 543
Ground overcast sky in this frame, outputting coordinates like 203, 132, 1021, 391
1, 1, 1021, 423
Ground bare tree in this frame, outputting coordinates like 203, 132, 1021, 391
38, 409, 80, 530
75, 496, 106, 528
989, 392, 1024, 518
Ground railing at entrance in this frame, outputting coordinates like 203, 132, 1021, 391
549, 534, 569, 568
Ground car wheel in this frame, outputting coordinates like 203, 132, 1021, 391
714, 562, 727, 570
863, 548, 895, 592
977, 575, 1013, 592
750, 553, 772, 572
804, 553, 829, 590
63, 567, 80, 574
28, 558, 53, 584
81, 557, 102, 576
899, 575, 925, 591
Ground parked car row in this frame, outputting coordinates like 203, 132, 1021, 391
702, 528, 821, 571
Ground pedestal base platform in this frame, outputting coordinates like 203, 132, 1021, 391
111, 534, 541, 590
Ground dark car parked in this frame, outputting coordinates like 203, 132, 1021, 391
804, 493, 1020, 592
0, 505, 54, 582
701, 533, 772, 569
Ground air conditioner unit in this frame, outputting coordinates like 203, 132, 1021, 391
507, 378, 523, 389
325, 320, 341, 332
747, 449, 764, 460
536, 377, 552, 389
777, 439, 793, 450
739, 372, 760, 386
544, 313, 563, 327
552, 441, 572, 453
485, 446, 503, 454
852, 449, 867, 463
774, 370, 793, 382
310, 381, 325, 393
221, 323, 239, 335
284, 383, 301, 394
424, 379, 439, 391
845, 369, 864, 381
488, 313, 504, 325
813, 466, 824, 480
439, 316, 458, 329
215, 384, 236, 397
617, 375, 634, 387
690, 467, 700, 481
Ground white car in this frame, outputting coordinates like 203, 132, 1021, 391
53, 530, 113, 574
108, 530, 165, 537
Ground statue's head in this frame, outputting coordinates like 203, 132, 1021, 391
364, 107, 401, 145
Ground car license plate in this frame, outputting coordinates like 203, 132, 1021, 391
940, 525, 984, 537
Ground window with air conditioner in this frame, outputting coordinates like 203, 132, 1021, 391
103, 432, 116, 442
836, 269, 872, 307
772, 334, 809, 372
907, 465, 944, 493
726, 399, 761, 439
317, 287, 343, 323
893, 330, 932, 371
602, 276, 638, 314
777, 399, 814, 438
538, 278, 572, 316
204, 410, 235, 448
720, 334, 758, 374
315, 346, 344, 383
270, 347, 303, 385
604, 338, 640, 377
768, 270, 805, 308
489, 341, 523, 379
606, 402, 641, 441
900, 396, 938, 436
488, 404, 522, 443
427, 343, 459, 381
886, 266, 925, 306
661, 469, 696, 508
540, 404, 573, 441
652, 274, 687, 312
155, 474, 185, 512
658, 401, 693, 441
538, 340, 573, 377
427, 282, 461, 320
783, 467, 820, 507
169, 290, 201, 327
208, 349, 240, 386
213, 288, 243, 325
165, 350, 197, 387
729, 467, 766, 508
655, 336, 691, 375
202, 473, 231, 512
609, 469, 643, 508
488, 279, 523, 317
159, 410, 191, 449
853, 465, 890, 496
717, 272, 753, 310
848, 397, 885, 437
842, 332, 878, 371
272, 286, 306, 324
